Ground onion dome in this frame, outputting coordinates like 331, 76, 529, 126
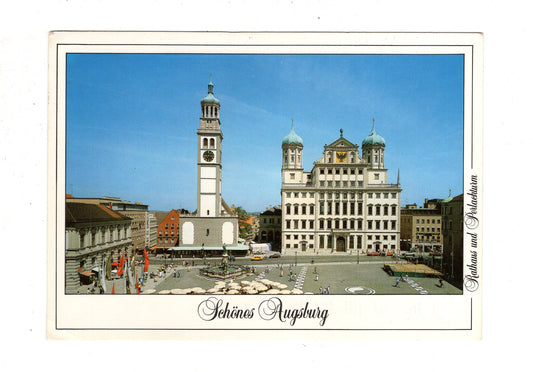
201, 77, 220, 104
282, 119, 303, 146
362, 119, 385, 146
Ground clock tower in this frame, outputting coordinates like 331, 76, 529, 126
197, 77, 223, 217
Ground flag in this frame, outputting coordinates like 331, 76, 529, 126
117, 251, 125, 277
128, 257, 134, 286
143, 249, 150, 274
125, 258, 131, 294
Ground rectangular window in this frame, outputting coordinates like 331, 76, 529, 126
368, 220, 372, 229
335, 202, 340, 215
286, 205, 291, 215
310, 205, 314, 214
301, 220, 306, 229
375, 220, 381, 229
350, 202, 355, 215
357, 235, 362, 248
384, 220, 388, 230
319, 235, 324, 248
293, 235, 298, 240
302, 205, 307, 215
376, 206, 381, 215
286, 220, 291, 229
384, 205, 389, 215
320, 202, 324, 214
294, 205, 299, 215
343, 220, 347, 229
358, 202, 363, 215
374, 174, 379, 180
319, 220, 324, 229
358, 220, 362, 230
309, 220, 314, 229
343, 202, 348, 214
350, 220, 355, 229
327, 220, 332, 229
335, 220, 340, 229
392, 206, 397, 216
293, 220, 298, 229
368, 206, 373, 215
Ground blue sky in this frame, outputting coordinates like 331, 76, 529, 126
66, 53, 463, 212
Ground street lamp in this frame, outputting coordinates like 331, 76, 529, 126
295, 249, 298, 266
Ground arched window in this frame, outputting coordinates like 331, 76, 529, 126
210, 138, 215, 148
203, 138, 208, 147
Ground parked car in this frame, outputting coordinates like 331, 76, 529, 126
269, 253, 281, 258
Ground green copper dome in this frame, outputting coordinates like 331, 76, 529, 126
201, 78, 220, 104
362, 120, 385, 146
282, 122, 303, 146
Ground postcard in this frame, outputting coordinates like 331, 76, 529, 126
48, 31, 482, 339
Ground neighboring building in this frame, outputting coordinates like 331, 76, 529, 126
281, 121, 401, 255
65, 202, 132, 293
178, 79, 245, 256
145, 211, 158, 249
400, 198, 444, 253
155, 209, 187, 248
67, 196, 151, 254
257, 206, 282, 251
442, 193, 464, 289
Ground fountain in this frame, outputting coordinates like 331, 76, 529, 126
199, 244, 248, 279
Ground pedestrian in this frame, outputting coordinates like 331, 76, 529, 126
319, 287, 323, 294
395, 278, 400, 287
405, 274, 409, 282
315, 274, 319, 281
439, 279, 444, 288
327, 285, 330, 294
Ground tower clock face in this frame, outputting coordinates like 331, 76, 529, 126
203, 150, 215, 162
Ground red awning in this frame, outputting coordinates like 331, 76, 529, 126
79, 271, 95, 276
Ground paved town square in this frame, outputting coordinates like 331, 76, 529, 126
80, 254, 461, 295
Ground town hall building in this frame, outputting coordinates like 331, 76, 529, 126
281, 120, 402, 255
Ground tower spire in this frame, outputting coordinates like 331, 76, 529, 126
291, 118, 294, 130
208, 74, 214, 94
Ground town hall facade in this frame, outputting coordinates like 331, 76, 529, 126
281, 121, 402, 255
